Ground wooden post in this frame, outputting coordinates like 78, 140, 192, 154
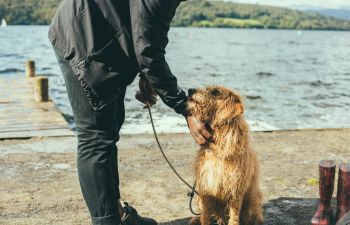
26, 60, 35, 78
34, 76, 49, 102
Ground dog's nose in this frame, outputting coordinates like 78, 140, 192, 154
188, 88, 196, 96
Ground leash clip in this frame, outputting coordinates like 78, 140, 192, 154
187, 191, 194, 197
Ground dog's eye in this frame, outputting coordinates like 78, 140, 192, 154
211, 89, 220, 96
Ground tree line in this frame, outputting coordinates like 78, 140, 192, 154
1, 0, 350, 30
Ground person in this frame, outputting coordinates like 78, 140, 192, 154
48, 0, 213, 224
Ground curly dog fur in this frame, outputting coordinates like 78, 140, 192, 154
187, 86, 263, 225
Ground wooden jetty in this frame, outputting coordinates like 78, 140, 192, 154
0, 61, 74, 139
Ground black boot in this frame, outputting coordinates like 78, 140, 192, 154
121, 202, 158, 225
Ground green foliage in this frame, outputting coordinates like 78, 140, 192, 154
173, 0, 350, 30
1, 0, 350, 30
307, 178, 319, 186
214, 18, 264, 28
193, 18, 263, 28
0, 0, 59, 25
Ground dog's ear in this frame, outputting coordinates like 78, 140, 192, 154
233, 102, 244, 115
231, 94, 244, 117
227, 102, 244, 121
214, 101, 244, 127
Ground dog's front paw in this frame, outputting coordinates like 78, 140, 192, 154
189, 216, 201, 225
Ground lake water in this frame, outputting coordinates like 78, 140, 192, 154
0, 26, 350, 133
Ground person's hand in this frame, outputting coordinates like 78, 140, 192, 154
186, 115, 214, 145
135, 76, 157, 108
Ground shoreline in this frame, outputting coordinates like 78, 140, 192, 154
2, 127, 350, 141
58, 110, 350, 136
2, 25, 350, 31
1, 129, 350, 224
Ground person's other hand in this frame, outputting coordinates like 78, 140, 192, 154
186, 115, 213, 145
135, 76, 157, 108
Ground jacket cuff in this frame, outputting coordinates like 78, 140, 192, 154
174, 99, 189, 117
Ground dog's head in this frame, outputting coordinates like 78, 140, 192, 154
187, 86, 244, 128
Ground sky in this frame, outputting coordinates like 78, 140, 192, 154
225, 0, 350, 9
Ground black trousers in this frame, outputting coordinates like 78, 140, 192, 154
54, 47, 125, 225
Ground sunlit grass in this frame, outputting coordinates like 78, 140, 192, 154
193, 18, 264, 28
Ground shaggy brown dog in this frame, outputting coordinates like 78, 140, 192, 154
187, 86, 263, 225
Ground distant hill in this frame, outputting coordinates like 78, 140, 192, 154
1, 0, 350, 30
313, 9, 350, 21
173, 1, 350, 30
292, 5, 350, 21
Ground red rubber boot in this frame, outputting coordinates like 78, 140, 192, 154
336, 163, 350, 223
311, 160, 336, 225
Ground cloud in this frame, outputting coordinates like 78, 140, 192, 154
224, 0, 350, 9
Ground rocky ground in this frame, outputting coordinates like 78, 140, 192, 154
1, 129, 350, 225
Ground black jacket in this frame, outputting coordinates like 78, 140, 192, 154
48, 0, 188, 115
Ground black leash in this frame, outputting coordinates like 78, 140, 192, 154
188, 181, 200, 216
146, 104, 201, 216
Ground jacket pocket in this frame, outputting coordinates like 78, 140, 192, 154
75, 36, 137, 111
